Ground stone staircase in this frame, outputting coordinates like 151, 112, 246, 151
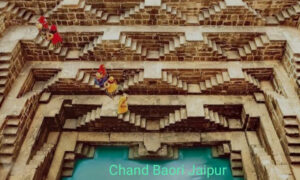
160, 3, 187, 23
79, 35, 103, 58
119, 33, 186, 60
1, 2, 37, 23
75, 69, 144, 91
118, 111, 147, 129
61, 143, 95, 177
45, 0, 122, 25
265, 93, 300, 164
34, 33, 69, 58
293, 57, 300, 89
122, 71, 144, 91
238, 35, 270, 60
204, 107, 229, 129
0, 53, 11, 105
266, 2, 300, 25
27, 143, 55, 169
203, 35, 227, 60
159, 107, 187, 129
230, 151, 244, 176
76, 107, 102, 129
0, 117, 20, 165
204, 34, 270, 61
162, 71, 188, 92
283, 116, 300, 164
243, 72, 261, 89
197, 1, 227, 24
162, 70, 261, 94
120, 2, 146, 21
22, 71, 61, 100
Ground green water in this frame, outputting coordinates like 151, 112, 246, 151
62, 147, 244, 180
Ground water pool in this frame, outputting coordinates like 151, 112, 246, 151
62, 147, 244, 180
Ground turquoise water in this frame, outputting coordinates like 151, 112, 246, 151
62, 147, 244, 180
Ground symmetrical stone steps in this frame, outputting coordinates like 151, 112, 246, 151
204, 107, 229, 128
2, 2, 37, 23
230, 151, 244, 177
62, 143, 95, 177
204, 34, 270, 60
118, 111, 147, 129
159, 107, 188, 129
0, 118, 20, 165
161, 70, 261, 94
0, 54, 11, 105
119, 33, 186, 60
162, 71, 231, 94
266, 2, 300, 25
34, 34, 69, 58
27, 143, 55, 169
76, 107, 102, 128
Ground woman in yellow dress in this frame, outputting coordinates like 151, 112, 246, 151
118, 94, 128, 114
104, 76, 119, 97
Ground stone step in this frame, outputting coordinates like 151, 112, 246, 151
24, 12, 34, 21
288, 146, 300, 155
59, 47, 68, 57
174, 110, 181, 122
96, 10, 103, 18
62, 169, 73, 177
3, 126, 18, 135
0, 155, 13, 164
0, 145, 15, 155
82, 73, 91, 84
249, 41, 257, 51
2, 135, 17, 145
169, 113, 175, 124
243, 44, 252, 54
290, 156, 300, 164
141, 118, 146, 128
285, 127, 300, 137
284, 118, 299, 128
232, 169, 244, 177
129, 113, 136, 124
135, 115, 141, 126
6, 3, 15, 12
222, 72, 230, 82
260, 35, 270, 44
254, 37, 263, 48
18, 9, 26, 18
6, 118, 20, 126
187, 84, 201, 93
0, 71, 9, 77
286, 136, 300, 145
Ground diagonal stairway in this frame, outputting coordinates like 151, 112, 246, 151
0, 54, 11, 105
34, 33, 69, 58
159, 107, 187, 129
118, 111, 147, 129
